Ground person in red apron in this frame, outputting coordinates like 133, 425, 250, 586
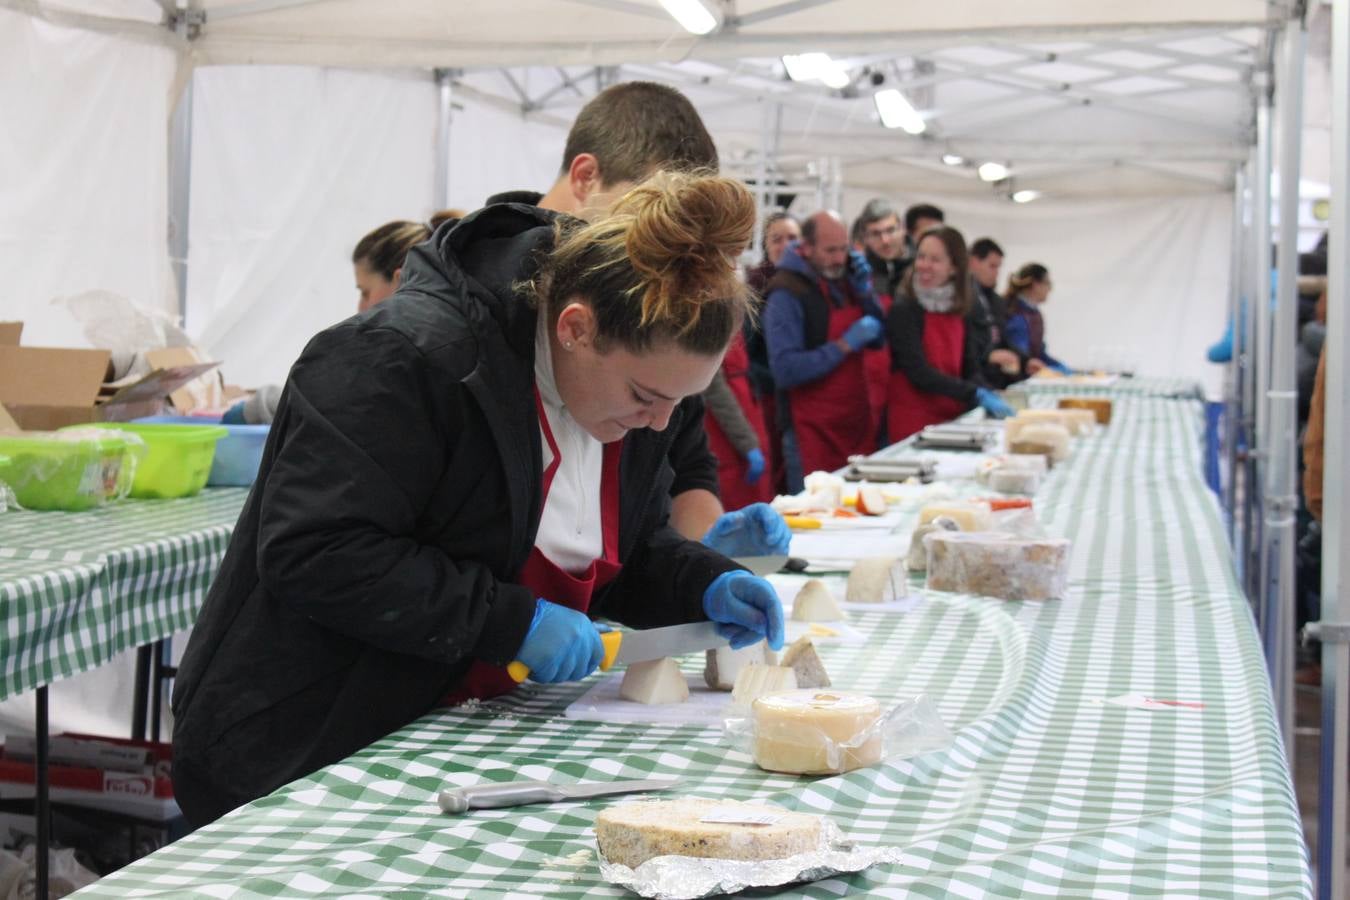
761, 211, 885, 492
702, 331, 772, 510
855, 198, 907, 447
170, 173, 786, 826
885, 226, 1015, 443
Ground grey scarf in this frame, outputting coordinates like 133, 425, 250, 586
914, 282, 957, 313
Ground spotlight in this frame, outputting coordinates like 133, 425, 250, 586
873, 88, 925, 134
978, 162, 1010, 182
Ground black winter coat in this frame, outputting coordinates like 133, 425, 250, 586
171, 205, 739, 824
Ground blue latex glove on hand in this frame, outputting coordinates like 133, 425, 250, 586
743, 448, 765, 485
702, 571, 786, 651
221, 400, 248, 425
975, 387, 1015, 419
515, 599, 605, 683
841, 315, 883, 351
846, 249, 873, 299
702, 503, 791, 557
1049, 361, 1073, 375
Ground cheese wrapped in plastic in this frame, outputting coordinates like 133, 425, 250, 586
1058, 396, 1113, 424
924, 530, 1070, 601
1008, 423, 1072, 463
989, 468, 1041, 494
918, 501, 991, 532
751, 690, 883, 774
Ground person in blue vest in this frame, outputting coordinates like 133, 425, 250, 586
1003, 262, 1071, 375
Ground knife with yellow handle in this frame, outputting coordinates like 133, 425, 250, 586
506, 620, 728, 683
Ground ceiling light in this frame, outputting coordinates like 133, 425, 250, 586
942, 153, 965, 166
659, 0, 720, 35
1012, 190, 1042, 203
783, 53, 851, 90
873, 88, 925, 134
978, 162, 1010, 182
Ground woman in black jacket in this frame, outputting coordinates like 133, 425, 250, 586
171, 173, 785, 826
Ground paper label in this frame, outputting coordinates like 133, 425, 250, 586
699, 807, 783, 826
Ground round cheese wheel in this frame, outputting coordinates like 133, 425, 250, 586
595, 798, 822, 868
752, 690, 883, 775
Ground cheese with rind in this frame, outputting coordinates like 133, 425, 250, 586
704, 642, 778, 691
791, 579, 843, 622
1057, 396, 1113, 424
918, 502, 992, 532
780, 636, 830, 688
595, 799, 823, 868
845, 556, 906, 603
619, 658, 690, 704
752, 690, 884, 774
924, 530, 1071, 601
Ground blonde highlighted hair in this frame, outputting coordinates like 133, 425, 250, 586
533, 171, 757, 355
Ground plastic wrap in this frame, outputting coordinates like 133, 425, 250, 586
989, 468, 1042, 494
0, 429, 145, 511
724, 691, 952, 776
597, 814, 905, 899
924, 530, 1070, 601
1007, 423, 1072, 464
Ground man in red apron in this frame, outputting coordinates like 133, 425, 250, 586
855, 198, 905, 447
761, 211, 885, 492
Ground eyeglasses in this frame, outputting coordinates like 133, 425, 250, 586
865, 225, 899, 240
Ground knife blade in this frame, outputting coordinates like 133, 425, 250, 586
506, 621, 728, 683
731, 554, 789, 576
438, 776, 678, 814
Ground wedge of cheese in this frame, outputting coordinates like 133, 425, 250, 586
780, 636, 830, 688
619, 658, 690, 705
845, 556, 906, 603
906, 516, 961, 571
918, 501, 992, 532
731, 663, 798, 706
704, 642, 778, 691
791, 580, 843, 622
596, 799, 823, 868
752, 690, 883, 775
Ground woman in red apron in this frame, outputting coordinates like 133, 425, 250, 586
703, 331, 772, 510
170, 173, 786, 826
886, 226, 1014, 443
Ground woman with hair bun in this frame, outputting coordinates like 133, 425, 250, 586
1003, 263, 1071, 375
171, 172, 786, 826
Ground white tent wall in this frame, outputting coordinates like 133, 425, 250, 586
837, 188, 1234, 398
183, 66, 438, 387
442, 90, 565, 216
0, 7, 177, 346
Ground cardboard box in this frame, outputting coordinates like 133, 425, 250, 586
0, 345, 219, 431
0, 322, 20, 345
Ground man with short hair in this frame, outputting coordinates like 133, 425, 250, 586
855, 198, 905, 299
487, 81, 787, 556
903, 203, 945, 254
967, 237, 1025, 387
763, 211, 884, 490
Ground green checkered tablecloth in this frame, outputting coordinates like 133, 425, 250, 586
0, 488, 248, 701
77, 394, 1310, 898
1005, 374, 1204, 400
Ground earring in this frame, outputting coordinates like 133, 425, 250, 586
564, 341, 573, 350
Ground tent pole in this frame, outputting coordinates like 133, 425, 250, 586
433, 69, 454, 212
1240, 150, 1260, 587
1225, 162, 1248, 542
1314, 0, 1350, 895
1265, 18, 1305, 765
750, 101, 773, 261
168, 77, 193, 323
1250, 70, 1273, 616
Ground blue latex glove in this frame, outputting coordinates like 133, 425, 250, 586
515, 599, 605, 683
1206, 318, 1234, 363
1049, 361, 1072, 375
846, 249, 873, 299
743, 448, 765, 485
975, 387, 1015, 419
702, 571, 786, 651
221, 400, 248, 425
841, 315, 883, 351
702, 503, 791, 557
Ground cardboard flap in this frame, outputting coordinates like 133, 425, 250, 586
0, 322, 21, 345
144, 347, 224, 412
102, 362, 220, 408
0, 403, 19, 432
0, 346, 111, 407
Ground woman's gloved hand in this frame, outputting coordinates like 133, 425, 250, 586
743, 448, 766, 485
702, 571, 786, 650
846, 249, 874, 299
702, 503, 791, 557
975, 387, 1015, 419
841, 315, 883, 351
515, 599, 605, 683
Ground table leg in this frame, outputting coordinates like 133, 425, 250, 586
132, 645, 151, 741
150, 640, 166, 742
35, 685, 49, 900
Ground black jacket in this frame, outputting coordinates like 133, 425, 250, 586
968, 280, 1027, 388
171, 205, 739, 824
483, 190, 718, 499
865, 250, 904, 300
886, 294, 987, 405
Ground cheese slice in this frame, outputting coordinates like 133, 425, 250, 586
704, 642, 777, 691
780, 636, 830, 688
752, 690, 884, 775
845, 556, 906, 603
619, 658, 690, 705
731, 663, 798, 706
855, 484, 887, 515
918, 502, 992, 532
595, 799, 823, 868
791, 579, 843, 622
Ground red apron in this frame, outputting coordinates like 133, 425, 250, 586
787, 281, 874, 476
705, 333, 771, 510
887, 310, 968, 443
445, 391, 623, 703
863, 293, 893, 444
